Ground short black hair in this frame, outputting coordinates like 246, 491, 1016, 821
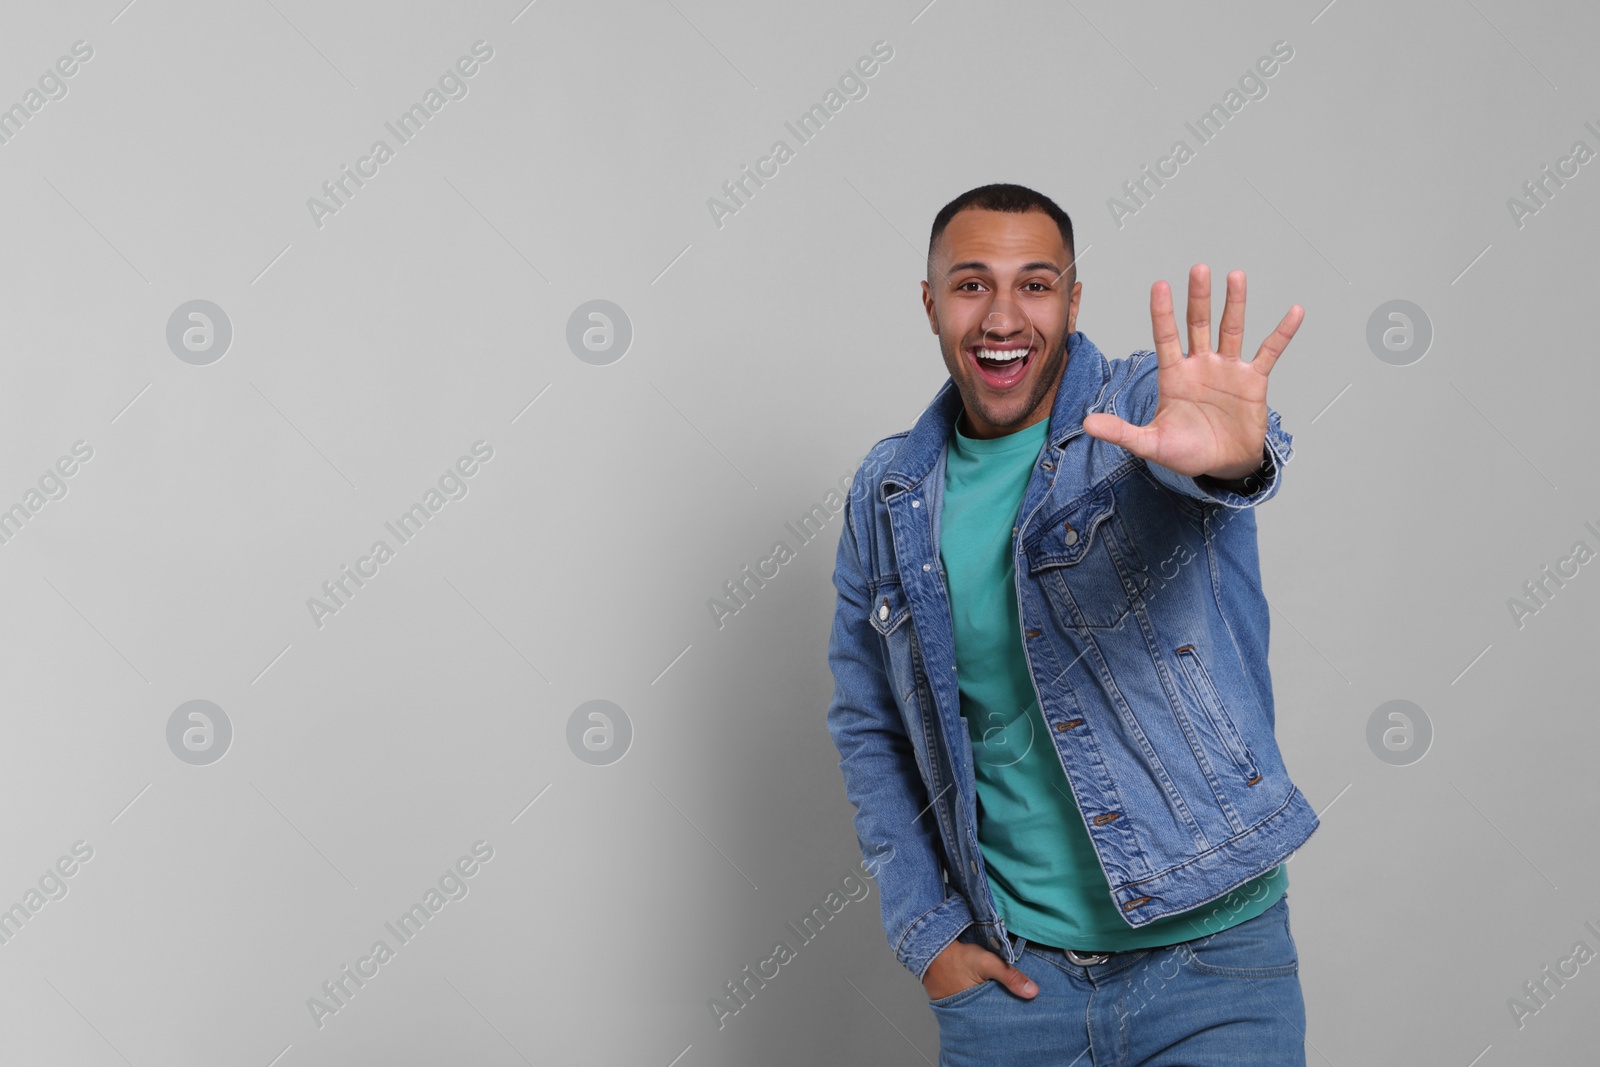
927, 183, 1075, 282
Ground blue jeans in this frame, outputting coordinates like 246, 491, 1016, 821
927, 894, 1306, 1066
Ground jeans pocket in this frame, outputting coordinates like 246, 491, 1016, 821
928, 978, 1000, 1010
1181, 896, 1298, 978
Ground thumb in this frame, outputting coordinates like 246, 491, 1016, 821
1081, 412, 1155, 459
978, 955, 1039, 999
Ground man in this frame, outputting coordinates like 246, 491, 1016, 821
825, 183, 1318, 1065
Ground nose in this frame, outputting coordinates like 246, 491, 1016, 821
981, 304, 1032, 345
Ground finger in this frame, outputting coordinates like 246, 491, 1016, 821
1149, 280, 1182, 370
977, 954, 1040, 998
1250, 304, 1304, 377
1186, 263, 1212, 357
1082, 412, 1157, 461
1217, 269, 1246, 358
1001, 964, 1039, 998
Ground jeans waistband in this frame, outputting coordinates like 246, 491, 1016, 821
1007, 929, 1181, 968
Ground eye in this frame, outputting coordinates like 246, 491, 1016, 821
1023, 280, 1052, 291
956, 280, 985, 292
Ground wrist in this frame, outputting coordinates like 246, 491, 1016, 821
1201, 445, 1270, 490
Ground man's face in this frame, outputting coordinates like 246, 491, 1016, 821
921, 208, 1082, 439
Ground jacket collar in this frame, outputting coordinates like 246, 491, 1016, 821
881, 330, 1112, 497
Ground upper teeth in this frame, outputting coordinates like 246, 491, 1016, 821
976, 347, 1027, 362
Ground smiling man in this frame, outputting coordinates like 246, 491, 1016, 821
826, 183, 1318, 1065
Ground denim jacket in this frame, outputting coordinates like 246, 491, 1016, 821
825, 330, 1319, 981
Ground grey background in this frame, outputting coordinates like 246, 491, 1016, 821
0, 0, 1594, 1063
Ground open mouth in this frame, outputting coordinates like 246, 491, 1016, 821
968, 342, 1035, 390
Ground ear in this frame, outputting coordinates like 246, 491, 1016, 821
1066, 280, 1083, 334
921, 280, 939, 334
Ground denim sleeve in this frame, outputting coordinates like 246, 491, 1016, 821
826, 487, 974, 982
1116, 349, 1294, 509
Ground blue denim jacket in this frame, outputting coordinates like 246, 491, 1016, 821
825, 330, 1319, 981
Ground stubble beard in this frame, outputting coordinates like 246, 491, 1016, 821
944, 326, 1070, 436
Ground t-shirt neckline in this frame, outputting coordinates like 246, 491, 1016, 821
950, 411, 1051, 457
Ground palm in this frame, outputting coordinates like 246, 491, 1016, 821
1083, 265, 1303, 480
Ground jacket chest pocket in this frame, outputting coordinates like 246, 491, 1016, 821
868, 577, 912, 639
1023, 486, 1148, 631
867, 578, 923, 720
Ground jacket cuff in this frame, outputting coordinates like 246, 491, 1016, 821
1169, 405, 1294, 509
896, 892, 976, 982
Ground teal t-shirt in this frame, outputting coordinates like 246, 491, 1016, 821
939, 409, 1286, 950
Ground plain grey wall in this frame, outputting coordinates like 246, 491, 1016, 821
0, 0, 1594, 1063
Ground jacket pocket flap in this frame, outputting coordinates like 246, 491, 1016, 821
1024, 487, 1115, 573
867, 578, 911, 636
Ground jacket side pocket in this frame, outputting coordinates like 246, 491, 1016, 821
1175, 644, 1260, 785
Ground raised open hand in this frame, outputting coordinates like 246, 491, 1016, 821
1082, 264, 1303, 481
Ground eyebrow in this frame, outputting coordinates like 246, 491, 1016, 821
947, 259, 1065, 277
